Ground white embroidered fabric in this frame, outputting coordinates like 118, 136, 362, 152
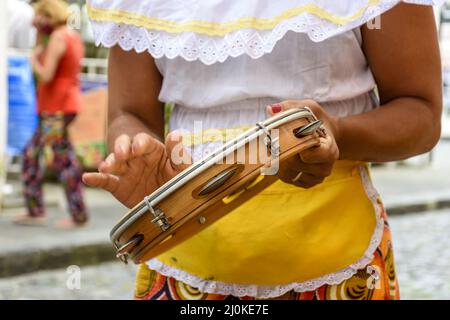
88, 0, 443, 65
146, 166, 385, 299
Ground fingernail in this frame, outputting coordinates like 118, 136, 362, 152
270, 104, 282, 114
137, 139, 145, 149
131, 142, 140, 154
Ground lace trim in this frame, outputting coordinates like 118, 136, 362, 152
146, 165, 385, 299
89, 0, 443, 65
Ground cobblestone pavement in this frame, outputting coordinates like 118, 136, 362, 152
0, 209, 449, 300
0, 261, 137, 300
389, 209, 450, 300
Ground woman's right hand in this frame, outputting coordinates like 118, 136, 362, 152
82, 132, 192, 209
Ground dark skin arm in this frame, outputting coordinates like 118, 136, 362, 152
106, 46, 164, 150
338, 2, 442, 161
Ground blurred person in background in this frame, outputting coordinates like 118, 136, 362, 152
14, 0, 89, 228
7, 0, 36, 50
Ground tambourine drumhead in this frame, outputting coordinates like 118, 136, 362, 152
110, 107, 324, 264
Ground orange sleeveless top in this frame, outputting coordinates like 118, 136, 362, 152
37, 28, 84, 114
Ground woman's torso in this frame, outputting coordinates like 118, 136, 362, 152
37, 27, 84, 114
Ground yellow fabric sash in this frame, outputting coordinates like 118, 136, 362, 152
156, 160, 378, 285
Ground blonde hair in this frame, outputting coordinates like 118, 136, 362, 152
33, 0, 70, 27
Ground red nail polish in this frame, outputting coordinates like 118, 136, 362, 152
271, 104, 282, 113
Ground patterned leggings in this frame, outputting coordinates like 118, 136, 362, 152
22, 113, 88, 223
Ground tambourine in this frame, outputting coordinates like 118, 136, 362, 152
111, 107, 326, 264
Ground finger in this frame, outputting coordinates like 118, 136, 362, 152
114, 134, 132, 162
82, 172, 120, 193
282, 156, 333, 177
99, 153, 129, 176
132, 132, 163, 157
277, 168, 323, 188
166, 131, 192, 172
130, 133, 167, 173
279, 135, 321, 170
277, 167, 300, 184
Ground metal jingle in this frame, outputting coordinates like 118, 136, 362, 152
293, 120, 323, 138
115, 234, 144, 264
198, 165, 241, 197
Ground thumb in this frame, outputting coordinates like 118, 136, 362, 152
165, 131, 193, 172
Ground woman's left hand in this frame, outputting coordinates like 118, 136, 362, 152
267, 100, 340, 189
